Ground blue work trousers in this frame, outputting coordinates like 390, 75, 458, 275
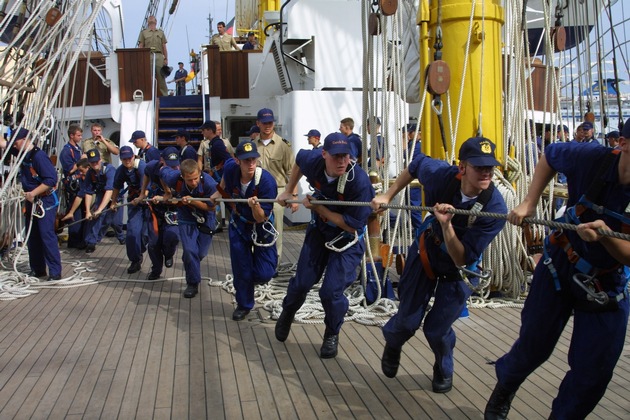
25, 198, 62, 277
147, 212, 179, 274
229, 219, 277, 310
382, 240, 472, 378
282, 224, 365, 335
125, 204, 148, 263
178, 222, 212, 285
85, 199, 116, 246
495, 244, 629, 419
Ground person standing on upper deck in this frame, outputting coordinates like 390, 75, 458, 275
137, 15, 169, 97
255, 108, 297, 267
211, 21, 240, 51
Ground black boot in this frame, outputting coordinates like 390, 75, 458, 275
275, 310, 295, 342
432, 363, 453, 393
484, 383, 516, 420
381, 344, 401, 378
320, 332, 339, 359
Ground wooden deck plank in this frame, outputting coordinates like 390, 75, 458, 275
0, 228, 629, 419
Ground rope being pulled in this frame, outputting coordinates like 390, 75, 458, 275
208, 197, 630, 242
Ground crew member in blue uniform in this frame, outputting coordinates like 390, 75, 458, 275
372, 137, 507, 393
111, 146, 148, 274
1, 128, 62, 280
173, 128, 197, 161
136, 147, 181, 280
197, 120, 231, 183
484, 122, 630, 420
161, 158, 218, 298
83, 149, 117, 253
130, 130, 161, 162
275, 132, 375, 358
59, 124, 86, 249
210, 141, 278, 321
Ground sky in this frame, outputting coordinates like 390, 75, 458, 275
121, 1, 236, 68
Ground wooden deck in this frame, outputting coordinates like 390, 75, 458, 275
0, 229, 629, 419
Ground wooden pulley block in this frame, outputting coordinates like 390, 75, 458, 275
368, 13, 381, 36
380, 0, 398, 16
395, 254, 405, 275
584, 112, 595, 123
45, 8, 62, 27
426, 60, 451, 95
551, 26, 566, 52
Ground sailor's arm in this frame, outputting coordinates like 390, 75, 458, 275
371, 168, 414, 211
508, 155, 556, 226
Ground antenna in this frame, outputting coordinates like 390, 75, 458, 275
208, 13, 214, 42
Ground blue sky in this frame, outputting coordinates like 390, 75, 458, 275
122, 1, 236, 67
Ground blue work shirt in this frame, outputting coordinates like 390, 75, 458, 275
408, 153, 507, 276
347, 133, 362, 162
297, 148, 374, 239
144, 160, 167, 196
545, 141, 630, 270
20, 148, 57, 192
179, 144, 197, 162
84, 163, 115, 195
113, 160, 146, 200
59, 142, 83, 178
138, 144, 161, 163
160, 167, 218, 227
222, 159, 277, 224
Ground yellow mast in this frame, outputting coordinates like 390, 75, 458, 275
422, 0, 505, 164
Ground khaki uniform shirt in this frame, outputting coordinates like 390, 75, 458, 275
222, 137, 234, 156
82, 137, 117, 163
211, 33, 238, 51
137, 28, 167, 53
197, 139, 211, 171
255, 133, 294, 188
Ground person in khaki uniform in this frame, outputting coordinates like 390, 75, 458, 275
211, 21, 240, 51
137, 16, 169, 96
82, 123, 119, 164
255, 108, 298, 266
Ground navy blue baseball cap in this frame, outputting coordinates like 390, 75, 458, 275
581, 121, 594, 130
172, 128, 190, 140
13, 127, 29, 140
119, 146, 134, 159
606, 130, 620, 139
245, 125, 260, 135
405, 123, 417, 133
235, 141, 260, 159
129, 130, 146, 142
304, 129, 321, 138
86, 148, 101, 163
323, 132, 351, 155
257, 108, 275, 123
200, 121, 216, 131
162, 147, 180, 167
458, 137, 501, 167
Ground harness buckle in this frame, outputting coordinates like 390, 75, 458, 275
572, 272, 609, 305
251, 220, 279, 247
164, 211, 178, 225
457, 265, 492, 291
33, 199, 46, 218
325, 231, 359, 252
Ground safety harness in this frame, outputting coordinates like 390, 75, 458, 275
174, 173, 214, 234
417, 172, 495, 281
308, 163, 365, 252
220, 167, 278, 246
22, 147, 59, 216
543, 149, 629, 308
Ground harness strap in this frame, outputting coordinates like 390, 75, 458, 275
548, 230, 621, 276
419, 231, 437, 280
